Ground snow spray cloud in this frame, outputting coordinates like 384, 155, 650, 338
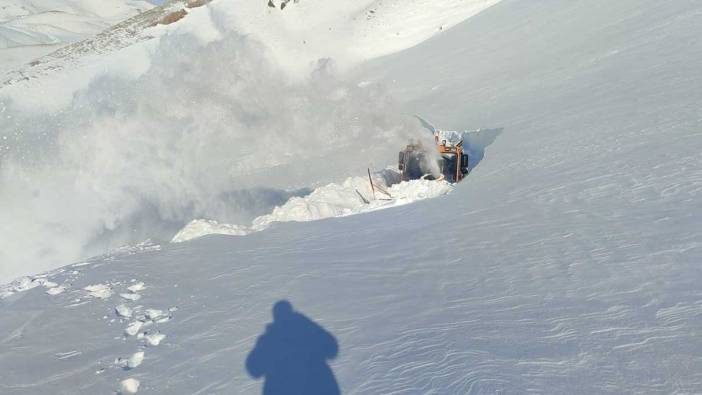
0, 24, 425, 282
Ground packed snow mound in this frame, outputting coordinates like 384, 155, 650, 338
172, 172, 453, 243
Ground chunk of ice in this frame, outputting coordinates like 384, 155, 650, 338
83, 284, 113, 299
120, 378, 140, 394
125, 321, 143, 336
115, 304, 133, 318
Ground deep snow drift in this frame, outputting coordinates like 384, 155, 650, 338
2, 0, 702, 394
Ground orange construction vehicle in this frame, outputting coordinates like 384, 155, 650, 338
398, 130, 469, 183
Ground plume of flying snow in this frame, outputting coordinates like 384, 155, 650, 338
0, 13, 428, 282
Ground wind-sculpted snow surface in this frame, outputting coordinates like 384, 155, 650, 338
2, 0, 702, 393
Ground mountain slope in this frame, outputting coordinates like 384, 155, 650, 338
0, 0, 153, 74
1, 0, 702, 394
0, 0, 501, 282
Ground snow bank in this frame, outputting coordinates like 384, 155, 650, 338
172, 171, 453, 243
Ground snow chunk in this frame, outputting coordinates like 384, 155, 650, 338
42, 281, 58, 289
145, 331, 166, 346
13, 277, 42, 292
144, 309, 165, 320
115, 304, 133, 318
125, 321, 144, 336
83, 284, 113, 299
126, 351, 144, 369
46, 286, 67, 296
127, 282, 146, 292
120, 378, 140, 394
120, 293, 142, 301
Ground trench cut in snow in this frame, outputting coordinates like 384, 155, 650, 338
171, 171, 454, 243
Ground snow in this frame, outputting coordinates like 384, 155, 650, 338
221, 0, 502, 77
145, 331, 165, 346
120, 293, 142, 301
144, 308, 165, 321
0, 274, 68, 298
171, 219, 249, 242
115, 304, 133, 318
1, 0, 702, 394
125, 321, 144, 336
45, 285, 66, 295
120, 378, 140, 394
127, 282, 146, 293
172, 172, 454, 243
0, 0, 496, 281
0, 0, 152, 74
125, 351, 144, 369
0, 17, 422, 280
83, 283, 113, 299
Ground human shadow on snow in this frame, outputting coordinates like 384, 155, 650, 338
246, 300, 340, 395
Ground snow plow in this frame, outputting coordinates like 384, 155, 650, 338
398, 130, 469, 183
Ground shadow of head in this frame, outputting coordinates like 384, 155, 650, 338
246, 300, 340, 395
273, 300, 294, 320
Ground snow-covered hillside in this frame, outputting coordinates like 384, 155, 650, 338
0, 0, 223, 87
2, 0, 702, 393
0, 0, 152, 74
0, 0, 499, 283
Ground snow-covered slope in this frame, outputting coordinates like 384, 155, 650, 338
0, 0, 152, 74
223, 0, 502, 76
0, 0, 500, 282
0, 0, 218, 87
2, 0, 702, 393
